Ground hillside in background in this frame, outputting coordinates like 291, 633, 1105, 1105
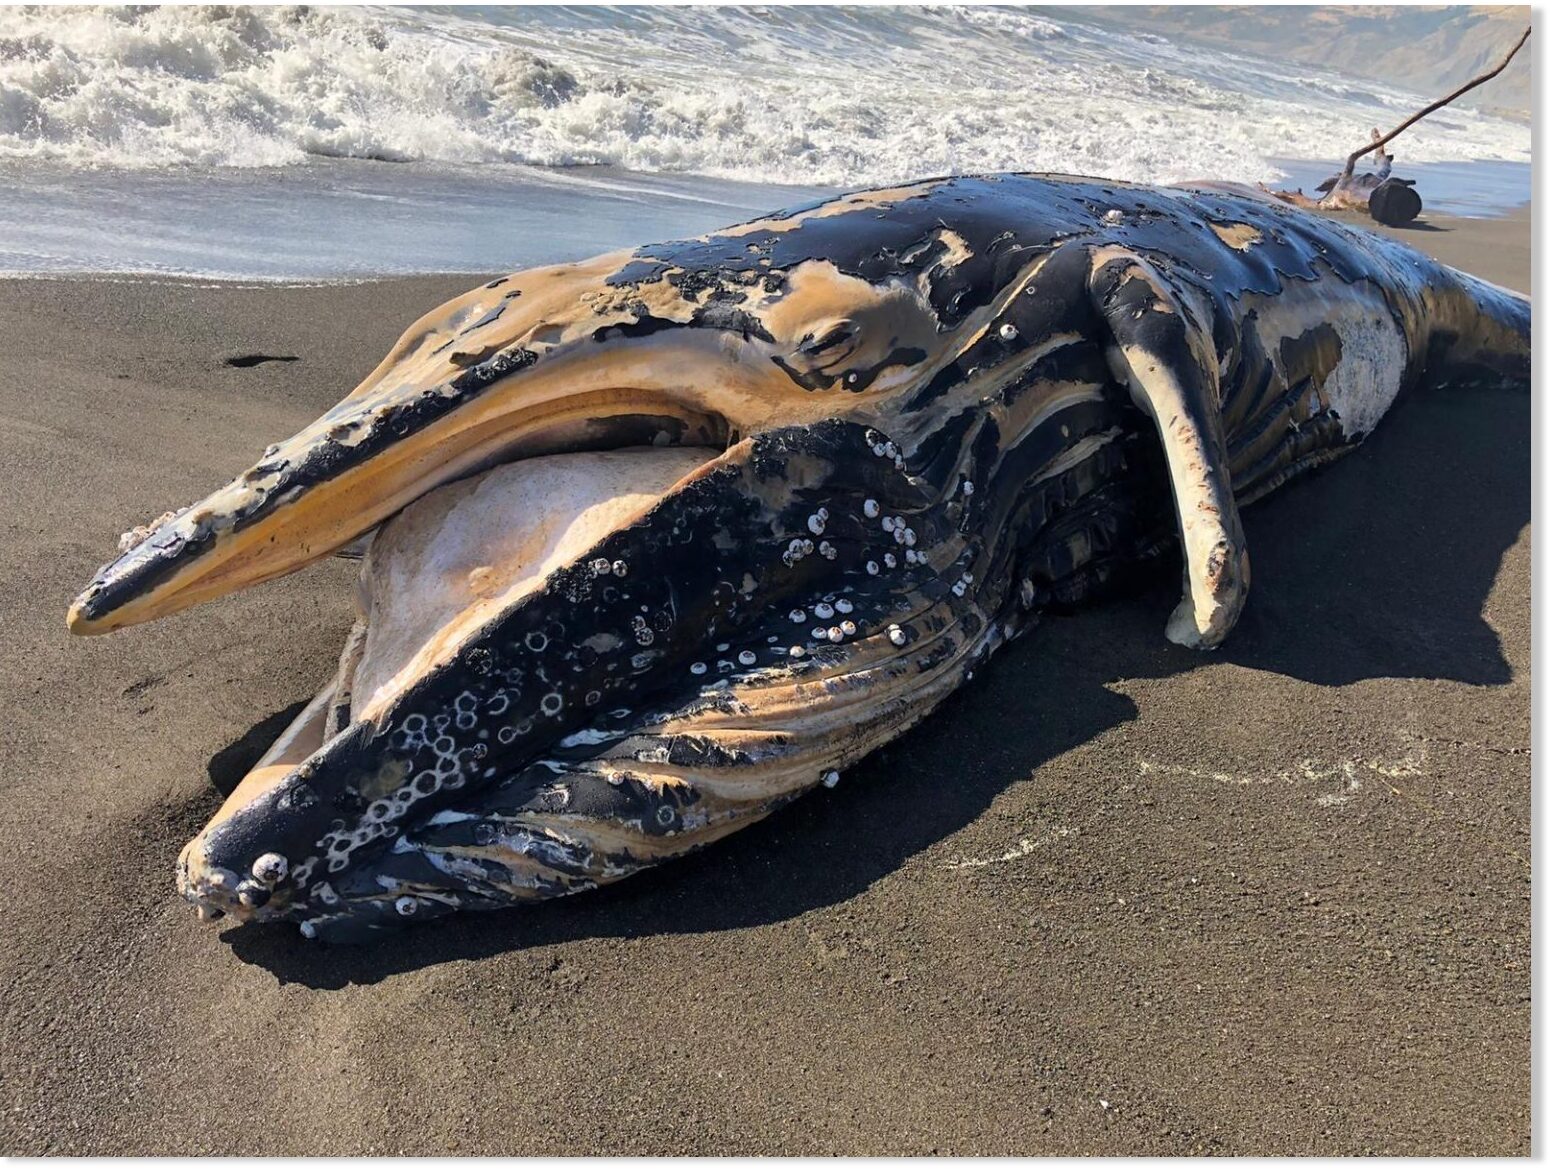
1078, 6, 1531, 120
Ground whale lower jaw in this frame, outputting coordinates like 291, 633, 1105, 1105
167, 422, 994, 940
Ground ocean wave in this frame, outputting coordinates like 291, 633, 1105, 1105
0, 5, 1530, 186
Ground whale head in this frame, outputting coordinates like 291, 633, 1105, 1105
68, 176, 1169, 939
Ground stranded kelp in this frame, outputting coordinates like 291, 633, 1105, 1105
68, 174, 1530, 942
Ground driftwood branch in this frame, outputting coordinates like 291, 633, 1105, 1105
1338, 26, 1530, 183
1264, 25, 1531, 224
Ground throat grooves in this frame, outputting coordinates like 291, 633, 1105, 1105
941, 372, 1172, 630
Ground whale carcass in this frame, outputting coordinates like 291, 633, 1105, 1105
67, 174, 1531, 941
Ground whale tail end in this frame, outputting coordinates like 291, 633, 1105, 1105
1431, 268, 1531, 388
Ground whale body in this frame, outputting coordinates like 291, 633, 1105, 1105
68, 173, 1530, 941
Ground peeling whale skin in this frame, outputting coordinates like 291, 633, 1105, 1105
66, 173, 1531, 942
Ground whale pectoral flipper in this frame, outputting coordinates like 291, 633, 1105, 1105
1088, 250, 1249, 649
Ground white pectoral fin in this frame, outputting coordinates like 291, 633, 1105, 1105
1088, 252, 1249, 649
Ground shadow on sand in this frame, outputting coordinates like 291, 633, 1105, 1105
208, 701, 309, 798
222, 384, 1527, 987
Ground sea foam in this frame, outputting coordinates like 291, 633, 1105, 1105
0, 6, 1530, 186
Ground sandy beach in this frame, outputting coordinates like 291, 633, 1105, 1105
0, 204, 1528, 1155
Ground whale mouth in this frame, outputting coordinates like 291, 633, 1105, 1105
348, 446, 721, 723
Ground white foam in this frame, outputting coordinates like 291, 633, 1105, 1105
0, 6, 1529, 186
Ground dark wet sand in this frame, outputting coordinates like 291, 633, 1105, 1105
0, 206, 1529, 1154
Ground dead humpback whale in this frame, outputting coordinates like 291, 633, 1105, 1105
67, 173, 1530, 942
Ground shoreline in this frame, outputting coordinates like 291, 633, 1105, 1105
1338, 200, 1531, 294
0, 157, 1529, 283
1, 202, 1525, 292
0, 205, 1529, 1154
